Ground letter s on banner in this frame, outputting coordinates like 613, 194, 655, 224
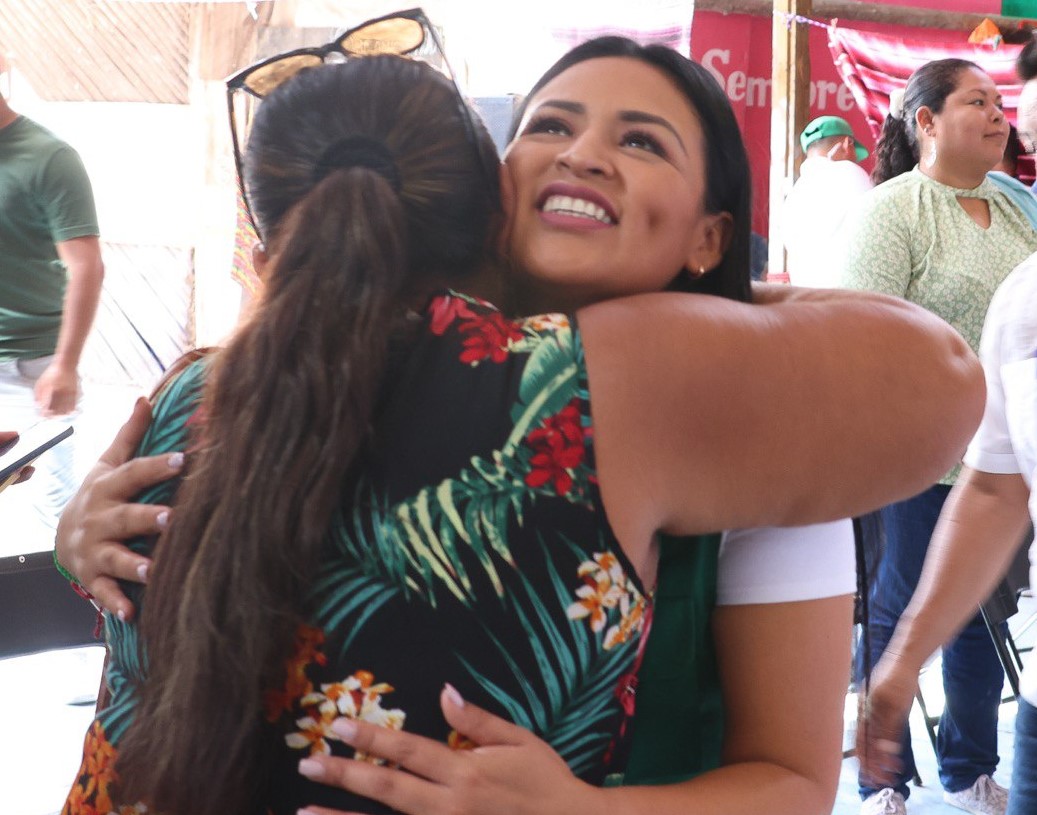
702, 48, 730, 88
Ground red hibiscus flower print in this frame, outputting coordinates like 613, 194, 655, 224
428, 294, 477, 335
524, 401, 587, 496
458, 312, 524, 365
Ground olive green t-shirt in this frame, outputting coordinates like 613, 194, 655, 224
0, 115, 99, 360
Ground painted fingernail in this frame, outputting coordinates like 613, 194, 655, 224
297, 758, 324, 780
444, 683, 465, 709
168, 452, 184, 469
137, 562, 150, 582
156, 511, 169, 530
331, 717, 358, 741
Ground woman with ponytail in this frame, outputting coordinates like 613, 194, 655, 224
841, 58, 1037, 815
60, 38, 982, 815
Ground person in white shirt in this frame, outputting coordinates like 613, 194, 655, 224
783, 115, 873, 288
857, 252, 1037, 815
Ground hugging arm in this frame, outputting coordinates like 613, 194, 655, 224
55, 288, 981, 611
54, 397, 182, 620
581, 289, 983, 542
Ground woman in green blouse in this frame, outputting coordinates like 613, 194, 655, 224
843, 58, 1037, 815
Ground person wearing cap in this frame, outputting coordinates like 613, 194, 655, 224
782, 114, 872, 288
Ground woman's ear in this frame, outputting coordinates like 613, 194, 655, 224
251, 241, 269, 280
686, 212, 734, 274
915, 106, 935, 133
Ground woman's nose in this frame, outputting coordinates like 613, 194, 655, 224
556, 135, 614, 178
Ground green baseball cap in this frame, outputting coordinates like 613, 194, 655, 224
800, 115, 869, 161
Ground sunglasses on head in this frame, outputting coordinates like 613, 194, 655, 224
225, 7, 490, 242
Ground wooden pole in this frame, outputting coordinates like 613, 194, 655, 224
767, 0, 811, 283
187, 3, 264, 345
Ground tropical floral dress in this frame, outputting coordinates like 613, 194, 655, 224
63, 291, 651, 815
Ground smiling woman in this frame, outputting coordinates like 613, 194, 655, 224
54, 32, 984, 815
504, 58, 728, 311
502, 40, 751, 314
841, 57, 1037, 815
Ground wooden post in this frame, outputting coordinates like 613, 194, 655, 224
767, 0, 811, 283
186, 2, 264, 345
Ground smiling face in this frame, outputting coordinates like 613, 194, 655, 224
918, 66, 1008, 178
502, 56, 731, 312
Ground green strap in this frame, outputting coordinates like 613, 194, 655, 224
620, 533, 724, 786
53, 546, 78, 584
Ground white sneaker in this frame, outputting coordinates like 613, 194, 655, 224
861, 788, 907, 815
943, 775, 1009, 815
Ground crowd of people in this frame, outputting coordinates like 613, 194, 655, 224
4, 7, 1037, 815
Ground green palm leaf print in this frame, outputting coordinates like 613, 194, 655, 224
457, 535, 639, 776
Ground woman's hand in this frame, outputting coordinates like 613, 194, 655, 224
0, 431, 34, 485
296, 685, 601, 815
55, 397, 184, 621
855, 655, 916, 788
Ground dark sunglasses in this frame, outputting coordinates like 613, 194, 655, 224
225, 7, 491, 242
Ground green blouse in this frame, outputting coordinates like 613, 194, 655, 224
840, 167, 1037, 484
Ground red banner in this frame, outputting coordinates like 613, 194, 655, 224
690, 2, 1022, 234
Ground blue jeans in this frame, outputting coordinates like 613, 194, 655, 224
1008, 698, 1037, 815
857, 484, 1005, 800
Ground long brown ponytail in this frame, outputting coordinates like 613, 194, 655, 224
116, 56, 500, 815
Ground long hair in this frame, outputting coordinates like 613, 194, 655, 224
509, 36, 752, 304
116, 56, 500, 815
872, 58, 979, 185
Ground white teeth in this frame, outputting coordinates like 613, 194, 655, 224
541, 194, 614, 224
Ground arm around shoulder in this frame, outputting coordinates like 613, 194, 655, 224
580, 290, 984, 539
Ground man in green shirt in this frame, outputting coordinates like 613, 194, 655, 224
0, 88, 104, 532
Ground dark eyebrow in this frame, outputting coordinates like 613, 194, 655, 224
619, 110, 687, 154
532, 100, 688, 155
534, 99, 585, 115
966, 89, 1004, 106
965, 88, 997, 100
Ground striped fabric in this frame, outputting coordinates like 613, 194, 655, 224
549, 21, 691, 56
230, 183, 261, 297
828, 25, 1027, 140
545, 0, 693, 54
